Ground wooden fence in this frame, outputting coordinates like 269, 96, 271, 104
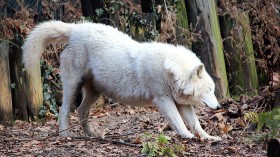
0, 0, 264, 121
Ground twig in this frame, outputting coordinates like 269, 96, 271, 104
72, 136, 140, 147
38, 116, 142, 148
3, 137, 33, 142
105, 130, 143, 138
99, 18, 116, 27
40, 118, 90, 141
163, 0, 168, 13
40, 101, 109, 141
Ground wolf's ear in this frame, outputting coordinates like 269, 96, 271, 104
189, 64, 204, 80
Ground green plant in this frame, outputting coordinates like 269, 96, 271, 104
100, 0, 159, 42
39, 59, 62, 118
244, 107, 280, 139
141, 133, 186, 157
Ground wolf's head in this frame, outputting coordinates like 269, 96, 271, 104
186, 64, 221, 109
165, 60, 221, 109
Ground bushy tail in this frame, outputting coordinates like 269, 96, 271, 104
22, 21, 74, 72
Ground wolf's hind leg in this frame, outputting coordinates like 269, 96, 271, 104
77, 78, 100, 137
177, 105, 221, 141
59, 48, 85, 137
153, 97, 194, 138
59, 77, 81, 136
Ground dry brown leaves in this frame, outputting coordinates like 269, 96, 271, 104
0, 99, 267, 156
0, 0, 81, 40
158, 7, 177, 44
219, 0, 280, 77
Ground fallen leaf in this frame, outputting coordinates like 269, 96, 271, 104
227, 146, 237, 152
228, 104, 238, 114
0, 125, 4, 131
97, 112, 109, 118
131, 137, 142, 144
157, 122, 170, 132
218, 123, 233, 134
213, 112, 225, 121
236, 118, 246, 128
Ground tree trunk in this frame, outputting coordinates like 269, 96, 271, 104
9, 43, 29, 120
175, 0, 190, 47
0, 42, 13, 121
220, 12, 258, 96
185, 0, 229, 99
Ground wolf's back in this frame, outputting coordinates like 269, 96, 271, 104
22, 21, 74, 72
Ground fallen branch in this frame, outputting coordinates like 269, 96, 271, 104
3, 137, 33, 142
105, 130, 144, 138
72, 136, 140, 147
37, 118, 141, 148
40, 118, 90, 141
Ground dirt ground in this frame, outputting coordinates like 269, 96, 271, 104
0, 100, 267, 157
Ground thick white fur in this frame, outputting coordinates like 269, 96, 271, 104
22, 21, 221, 140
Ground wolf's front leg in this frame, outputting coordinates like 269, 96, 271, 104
153, 97, 194, 138
177, 105, 221, 141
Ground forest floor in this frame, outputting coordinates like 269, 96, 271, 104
0, 98, 267, 157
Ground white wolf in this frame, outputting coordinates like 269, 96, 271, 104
22, 21, 221, 140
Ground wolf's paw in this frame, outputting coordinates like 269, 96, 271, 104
59, 130, 69, 137
85, 130, 98, 137
59, 131, 75, 137
180, 132, 195, 139
206, 136, 221, 141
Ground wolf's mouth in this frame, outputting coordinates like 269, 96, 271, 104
203, 102, 207, 106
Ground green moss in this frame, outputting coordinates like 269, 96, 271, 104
242, 13, 258, 95
176, 0, 188, 29
209, 0, 229, 97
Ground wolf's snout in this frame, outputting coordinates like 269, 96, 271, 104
211, 103, 221, 110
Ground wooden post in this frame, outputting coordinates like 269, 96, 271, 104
186, 0, 229, 99
175, 0, 190, 47
0, 42, 13, 121
220, 12, 258, 96
24, 63, 43, 118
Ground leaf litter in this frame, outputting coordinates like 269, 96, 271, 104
0, 99, 267, 157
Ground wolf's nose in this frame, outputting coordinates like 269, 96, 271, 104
216, 104, 222, 109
